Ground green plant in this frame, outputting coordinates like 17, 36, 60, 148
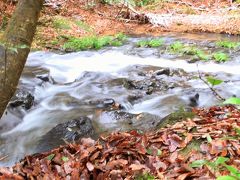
115, 32, 128, 41
182, 46, 199, 55
135, 172, 155, 180
63, 36, 96, 50
223, 97, 240, 105
196, 50, 210, 61
190, 157, 240, 179
213, 52, 229, 62
134, 0, 156, 7
216, 40, 239, 49
137, 40, 148, 47
206, 76, 223, 86
53, 17, 71, 29
0, 16, 8, 30
74, 20, 93, 32
100, 0, 121, 4
94, 36, 113, 49
137, 38, 164, 47
169, 41, 184, 53
63, 33, 127, 51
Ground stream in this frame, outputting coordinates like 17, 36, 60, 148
1, 33, 240, 166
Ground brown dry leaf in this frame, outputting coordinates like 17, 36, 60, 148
55, 165, 65, 177
81, 138, 95, 147
149, 136, 163, 143
90, 151, 101, 161
0, 167, 13, 175
169, 151, 178, 163
86, 162, 94, 171
79, 150, 89, 161
177, 172, 192, 180
63, 161, 73, 174
129, 164, 146, 171
105, 159, 128, 170
152, 160, 167, 171
210, 139, 227, 155
231, 141, 240, 155
168, 138, 180, 152
71, 168, 80, 179
135, 143, 147, 154
184, 133, 193, 145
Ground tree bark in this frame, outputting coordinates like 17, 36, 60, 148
0, 0, 44, 118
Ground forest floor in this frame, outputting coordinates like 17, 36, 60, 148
1, 0, 240, 50
0, 0, 240, 179
0, 105, 239, 179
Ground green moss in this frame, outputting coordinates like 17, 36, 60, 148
136, 38, 164, 47
63, 33, 127, 51
156, 108, 195, 129
180, 139, 201, 156
213, 52, 229, 62
53, 17, 71, 29
216, 40, 239, 49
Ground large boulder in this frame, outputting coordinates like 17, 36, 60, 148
36, 116, 96, 152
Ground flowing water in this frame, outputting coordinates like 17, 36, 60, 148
1, 33, 240, 166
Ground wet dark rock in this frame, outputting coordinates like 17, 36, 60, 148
93, 111, 163, 133
154, 68, 170, 76
188, 93, 199, 107
37, 116, 95, 153
167, 82, 178, 89
137, 72, 146, 76
36, 74, 54, 83
9, 89, 34, 110
88, 98, 119, 110
123, 80, 138, 89
156, 109, 196, 129
127, 94, 143, 103
146, 86, 154, 95
188, 57, 200, 63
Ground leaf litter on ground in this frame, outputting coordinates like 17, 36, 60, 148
0, 105, 239, 179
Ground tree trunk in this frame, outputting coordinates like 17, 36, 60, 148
0, 0, 44, 119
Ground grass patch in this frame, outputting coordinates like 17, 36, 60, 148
63, 33, 127, 51
213, 52, 229, 62
216, 40, 240, 49
134, 0, 157, 7
74, 20, 93, 32
53, 17, 71, 29
137, 38, 164, 47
